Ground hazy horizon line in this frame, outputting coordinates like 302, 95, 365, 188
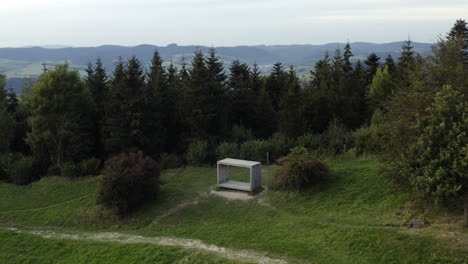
1, 40, 435, 49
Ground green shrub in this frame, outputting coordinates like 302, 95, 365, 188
0, 153, 36, 185
216, 142, 239, 160
273, 153, 331, 190
159, 153, 181, 170
322, 119, 352, 154
97, 152, 160, 216
239, 139, 271, 163
290, 145, 308, 155
297, 133, 323, 152
391, 86, 468, 203
0, 153, 12, 182
269, 133, 295, 160
60, 158, 101, 178
297, 120, 352, 156
60, 162, 80, 178
186, 140, 208, 166
79, 158, 101, 176
352, 124, 387, 155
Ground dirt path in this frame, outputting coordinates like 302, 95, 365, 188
2, 227, 288, 264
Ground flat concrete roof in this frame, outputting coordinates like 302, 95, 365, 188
217, 158, 261, 168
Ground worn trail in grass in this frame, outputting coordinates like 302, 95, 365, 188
1, 227, 288, 264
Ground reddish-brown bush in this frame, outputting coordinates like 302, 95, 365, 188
97, 151, 160, 216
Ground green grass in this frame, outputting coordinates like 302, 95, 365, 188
0, 158, 467, 264
0, 229, 238, 264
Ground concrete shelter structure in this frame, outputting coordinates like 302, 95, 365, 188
217, 158, 262, 192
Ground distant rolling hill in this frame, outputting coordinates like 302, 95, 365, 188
0, 42, 433, 93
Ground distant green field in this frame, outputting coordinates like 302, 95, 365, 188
0, 158, 467, 264
1, 59, 87, 78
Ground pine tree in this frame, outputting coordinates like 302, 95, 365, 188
446, 19, 468, 64
397, 40, 418, 88
306, 53, 334, 132
206, 48, 227, 84
104, 57, 146, 155
164, 62, 185, 153
364, 53, 381, 82
204, 48, 229, 140
343, 42, 354, 73
353, 60, 370, 122
254, 85, 277, 138
0, 74, 6, 103
184, 50, 227, 141
250, 63, 263, 96
229, 60, 255, 128
147, 50, 166, 96
265, 62, 287, 111
384, 54, 397, 76
0, 74, 14, 154
145, 50, 167, 157
85, 58, 109, 160
278, 67, 305, 138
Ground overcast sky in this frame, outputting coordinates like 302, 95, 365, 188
1, 0, 467, 47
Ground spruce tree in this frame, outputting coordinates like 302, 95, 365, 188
265, 62, 287, 111
343, 42, 354, 73
164, 62, 185, 153
384, 54, 397, 76
397, 40, 418, 88
446, 19, 468, 64
353, 60, 370, 122
104, 57, 146, 155
184, 50, 227, 141
124, 56, 146, 151
0, 74, 14, 154
278, 67, 305, 138
254, 85, 277, 138
250, 63, 263, 96
229, 60, 255, 128
85, 58, 109, 160
145, 50, 167, 157
205, 49, 228, 139
364, 53, 381, 82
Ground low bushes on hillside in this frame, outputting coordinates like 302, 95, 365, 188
186, 140, 208, 166
273, 153, 331, 190
97, 152, 160, 216
297, 119, 352, 156
0, 153, 36, 185
159, 153, 182, 170
60, 158, 101, 178
216, 142, 239, 160
352, 124, 388, 156
269, 133, 295, 160
239, 139, 271, 163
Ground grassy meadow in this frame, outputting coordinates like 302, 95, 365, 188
0, 158, 467, 264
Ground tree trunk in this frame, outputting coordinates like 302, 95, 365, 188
464, 196, 468, 227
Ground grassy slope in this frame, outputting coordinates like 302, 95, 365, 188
0, 229, 238, 264
0, 158, 466, 264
